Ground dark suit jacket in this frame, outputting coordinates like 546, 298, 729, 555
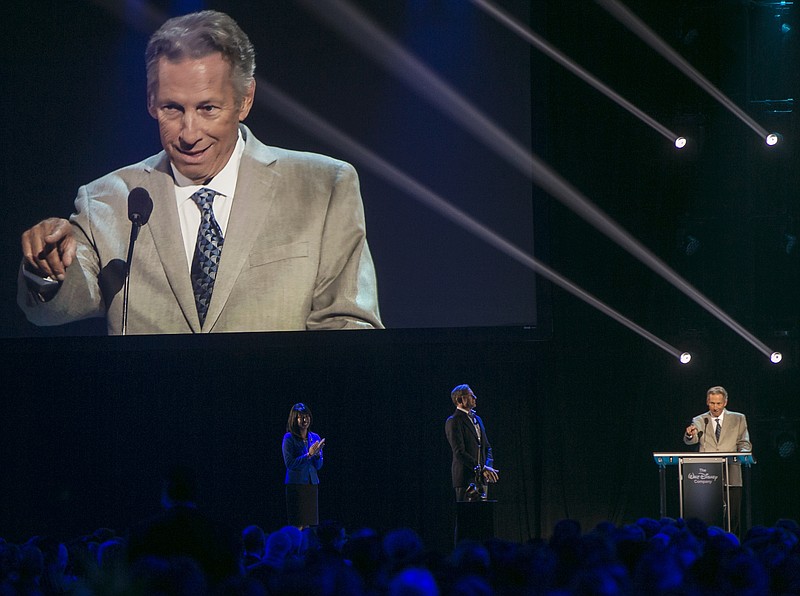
445, 409, 494, 489
18, 125, 382, 334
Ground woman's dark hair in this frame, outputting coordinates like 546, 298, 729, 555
287, 403, 313, 437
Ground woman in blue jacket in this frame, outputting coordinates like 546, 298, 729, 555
282, 403, 325, 529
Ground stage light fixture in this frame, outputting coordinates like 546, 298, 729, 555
770, 351, 783, 363
783, 233, 797, 255
674, 137, 687, 149
679, 234, 702, 257
774, 430, 797, 459
778, 438, 796, 458
766, 132, 782, 146
679, 352, 692, 364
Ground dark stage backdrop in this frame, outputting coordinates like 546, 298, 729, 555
0, 331, 544, 553
2, 325, 799, 551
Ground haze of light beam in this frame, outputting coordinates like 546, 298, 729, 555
296, 0, 779, 361
254, 80, 685, 361
470, 0, 680, 145
595, 0, 770, 140
90, 0, 165, 35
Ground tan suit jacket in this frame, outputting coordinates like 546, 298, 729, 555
18, 125, 382, 334
683, 409, 752, 486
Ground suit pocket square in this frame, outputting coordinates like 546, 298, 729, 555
249, 241, 309, 267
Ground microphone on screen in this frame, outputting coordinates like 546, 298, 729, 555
128, 187, 153, 231
122, 188, 154, 335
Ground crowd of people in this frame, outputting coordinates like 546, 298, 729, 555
3, 514, 800, 595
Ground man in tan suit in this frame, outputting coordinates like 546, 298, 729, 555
18, 10, 381, 334
684, 385, 752, 535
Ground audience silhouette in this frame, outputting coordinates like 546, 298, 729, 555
4, 488, 800, 595
126, 465, 242, 589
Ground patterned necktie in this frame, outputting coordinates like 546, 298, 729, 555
190, 188, 224, 327
715, 418, 721, 441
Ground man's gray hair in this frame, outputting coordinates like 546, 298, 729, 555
707, 385, 728, 400
145, 10, 255, 106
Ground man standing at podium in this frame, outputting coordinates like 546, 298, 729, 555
684, 385, 752, 535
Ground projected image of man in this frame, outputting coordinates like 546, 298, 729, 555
18, 10, 382, 334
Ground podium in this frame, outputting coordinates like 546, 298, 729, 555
455, 500, 496, 545
652, 452, 755, 532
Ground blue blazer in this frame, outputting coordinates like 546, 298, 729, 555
283, 431, 323, 485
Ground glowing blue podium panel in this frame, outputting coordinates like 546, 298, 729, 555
652, 452, 755, 532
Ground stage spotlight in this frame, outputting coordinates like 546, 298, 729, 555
679, 234, 702, 257
766, 132, 782, 146
674, 137, 687, 149
679, 352, 692, 364
770, 351, 783, 363
783, 233, 797, 255
774, 431, 797, 459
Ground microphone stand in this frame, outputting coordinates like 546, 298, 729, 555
469, 419, 487, 501
122, 217, 143, 336
122, 188, 152, 336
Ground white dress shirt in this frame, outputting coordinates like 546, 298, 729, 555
171, 131, 246, 271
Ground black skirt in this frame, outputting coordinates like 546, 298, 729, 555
285, 483, 318, 527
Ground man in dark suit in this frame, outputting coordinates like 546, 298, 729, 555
18, 10, 381, 334
445, 384, 498, 501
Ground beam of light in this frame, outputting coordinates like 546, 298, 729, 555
92, 0, 166, 35
469, 0, 683, 147
296, 0, 780, 362
595, 0, 772, 141
254, 81, 687, 361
